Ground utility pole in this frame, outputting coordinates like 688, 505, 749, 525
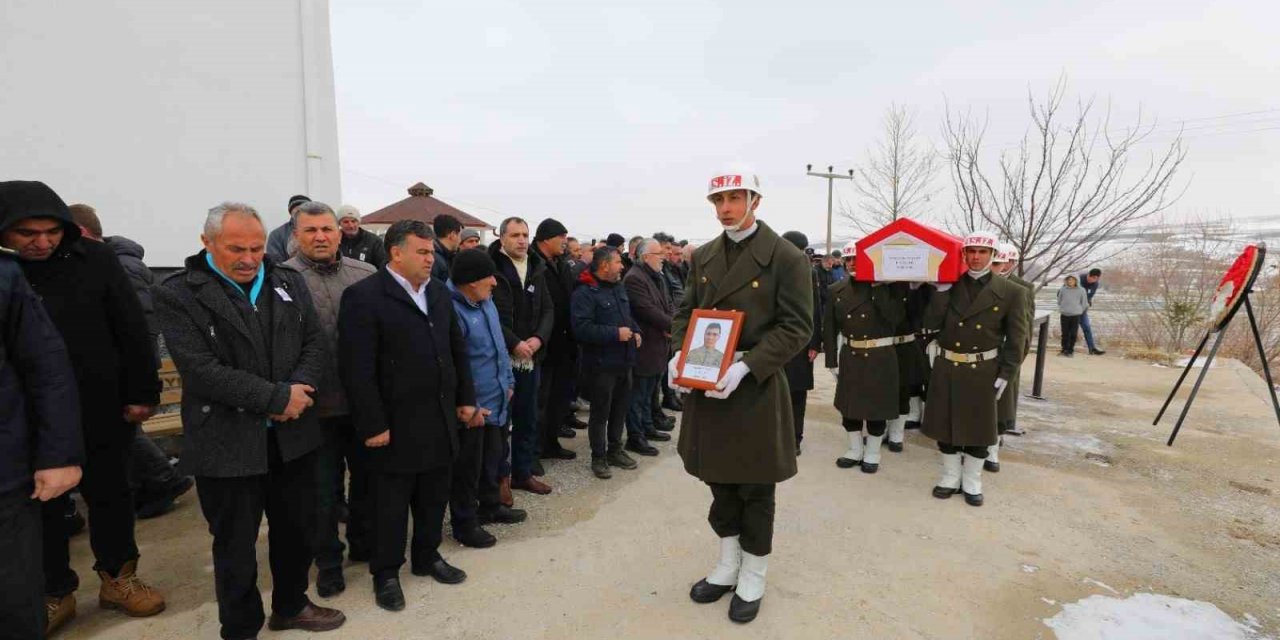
806, 164, 854, 254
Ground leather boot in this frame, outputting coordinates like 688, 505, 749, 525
961, 455, 985, 506
836, 429, 864, 469
98, 559, 165, 617
932, 452, 962, 499
44, 595, 75, 636
728, 552, 767, 623
861, 435, 883, 473
690, 536, 740, 603
511, 475, 553, 495
499, 476, 514, 507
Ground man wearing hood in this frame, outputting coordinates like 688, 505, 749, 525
488, 218, 554, 495
0, 181, 164, 633
68, 203, 195, 520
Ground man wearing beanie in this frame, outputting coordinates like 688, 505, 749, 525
448, 249, 528, 550
0, 181, 165, 633
532, 218, 579, 463
267, 194, 311, 263
459, 228, 482, 250
337, 204, 387, 269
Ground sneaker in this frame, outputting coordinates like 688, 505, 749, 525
98, 560, 165, 617
591, 457, 613, 479
606, 450, 639, 470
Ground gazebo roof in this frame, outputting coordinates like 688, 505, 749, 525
362, 182, 491, 229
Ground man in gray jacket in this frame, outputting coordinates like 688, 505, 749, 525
156, 201, 345, 639
284, 202, 376, 599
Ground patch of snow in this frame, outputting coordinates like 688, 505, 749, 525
1176, 357, 1220, 369
1045, 593, 1272, 640
1082, 578, 1119, 594
1023, 564, 1040, 573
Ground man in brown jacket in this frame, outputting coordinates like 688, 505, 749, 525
922, 231, 1029, 507
671, 169, 813, 624
823, 241, 909, 474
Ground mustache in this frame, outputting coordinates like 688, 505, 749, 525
231, 261, 259, 271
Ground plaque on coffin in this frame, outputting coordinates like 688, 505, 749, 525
854, 218, 964, 283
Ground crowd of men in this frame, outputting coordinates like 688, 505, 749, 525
0, 171, 1093, 637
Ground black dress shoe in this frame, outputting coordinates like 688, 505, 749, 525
1089, 349, 1106, 355
728, 593, 761, 623
569, 401, 583, 413
887, 441, 904, 453
558, 426, 576, 438
413, 557, 467, 584
316, 566, 346, 598
933, 486, 960, 499
1005, 426, 1025, 436
347, 546, 371, 563
836, 457, 860, 469
860, 461, 879, 474
374, 576, 405, 612
662, 397, 683, 412
566, 416, 588, 430
625, 439, 659, 457
904, 420, 922, 430
540, 445, 577, 460
689, 579, 734, 603
644, 429, 672, 442
984, 460, 1001, 473
453, 525, 497, 549
654, 415, 676, 430
964, 491, 984, 507
478, 505, 528, 525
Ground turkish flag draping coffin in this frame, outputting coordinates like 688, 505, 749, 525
854, 218, 964, 283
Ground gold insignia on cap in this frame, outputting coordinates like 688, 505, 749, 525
993, 306, 999, 311
701, 277, 708, 283
976, 324, 982, 330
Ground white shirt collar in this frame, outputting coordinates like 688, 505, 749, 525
725, 221, 759, 244
388, 267, 429, 314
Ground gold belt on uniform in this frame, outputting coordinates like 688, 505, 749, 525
844, 334, 916, 349
940, 348, 998, 363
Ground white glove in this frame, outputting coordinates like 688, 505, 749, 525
827, 367, 839, 381
934, 283, 953, 292
994, 378, 1008, 400
668, 352, 692, 394
706, 361, 750, 400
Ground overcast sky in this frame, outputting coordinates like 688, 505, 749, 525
330, 0, 1279, 247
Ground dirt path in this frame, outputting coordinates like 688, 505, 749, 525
61, 352, 1280, 639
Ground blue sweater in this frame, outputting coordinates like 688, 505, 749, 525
449, 282, 515, 427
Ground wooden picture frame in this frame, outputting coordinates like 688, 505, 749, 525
675, 309, 745, 391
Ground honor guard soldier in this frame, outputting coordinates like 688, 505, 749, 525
992, 243, 1036, 452
889, 279, 931, 452
670, 168, 813, 624
822, 241, 908, 472
921, 231, 1029, 506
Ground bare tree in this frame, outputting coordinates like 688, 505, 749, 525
839, 103, 939, 232
944, 77, 1188, 289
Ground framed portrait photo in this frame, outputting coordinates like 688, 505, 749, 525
675, 309, 745, 391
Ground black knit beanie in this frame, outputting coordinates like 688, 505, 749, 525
451, 249, 497, 286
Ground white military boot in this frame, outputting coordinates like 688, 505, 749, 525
906, 396, 924, 428
689, 536, 740, 603
729, 551, 768, 623
862, 433, 884, 473
985, 439, 1001, 473
961, 454, 985, 507
835, 429, 864, 469
932, 452, 962, 499
886, 417, 906, 453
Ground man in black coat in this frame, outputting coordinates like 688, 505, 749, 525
337, 205, 388, 269
532, 218, 579, 462
156, 202, 345, 638
0, 181, 165, 632
624, 238, 675, 456
431, 213, 463, 282
488, 217, 554, 494
780, 232, 822, 455
339, 220, 477, 613
0, 248, 82, 639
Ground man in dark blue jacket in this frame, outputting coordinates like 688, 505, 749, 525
0, 248, 82, 639
1078, 268, 1106, 355
571, 247, 642, 480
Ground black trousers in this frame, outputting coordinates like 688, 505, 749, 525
585, 369, 631, 458
789, 390, 807, 445
370, 467, 451, 578
538, 358, 576, 454
313, 415, 370, 571
707, 483, 776, 557
0, 488, 43, 640
1061, 314, 1082, 354
842, 418, 887, 437
938, 442, 989, 458
130, 424, 179, 499
449, 424, 505, 530
42, 437, 137, 596
196, 439, 317, 640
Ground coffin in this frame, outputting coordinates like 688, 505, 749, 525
854, 218, 964, 283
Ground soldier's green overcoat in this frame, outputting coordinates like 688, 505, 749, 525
822, 279, 906, 421
997, 273, 1036, 428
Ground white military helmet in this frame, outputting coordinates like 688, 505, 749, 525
1004, 244, 1021, 262
963, 230, 999, 250
993, 243, 1011, 263
841, 241, 858, 259
706, 167, 764, 201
